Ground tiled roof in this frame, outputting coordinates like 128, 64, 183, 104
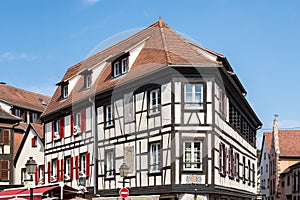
0, 106, 21, 121
264, 132, 272, 154
31, 123, 44, 139
0, 84, 51, 112
42, 18, 224, 118
13, 131, 24, 160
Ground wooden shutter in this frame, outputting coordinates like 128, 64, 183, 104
1, 160, 8, 181
35, 166, 38, 185
60, 118, 64, 138
70, 157, 74, 180
61, 159, 64, 181
31, 137, 36, 147
71, 114, 74, 136
56, 159, 60, 181
80, 110, 86, 133
52, 122, 54, 141
75, 156, 79, 179
227, 148, 231, 176
48, 161, 51, 183
3, 130, 9, 145
219, 143, 222, 174
86, 152, 90, 177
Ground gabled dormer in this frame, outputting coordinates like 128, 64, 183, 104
80, 69, 93, 90
111, 53, 129, 79
56, 80, 69, 100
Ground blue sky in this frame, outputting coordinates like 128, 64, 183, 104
1, 0, 300, 147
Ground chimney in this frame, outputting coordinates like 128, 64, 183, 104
273, 116, 280, 154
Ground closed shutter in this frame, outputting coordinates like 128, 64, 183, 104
86, 152, 90, 177
0, 160, 8, 181
35, 166, 38, 185
3, 130, 9, 145
56, 160, 60, 181
80, 110, 86, 133
48, 161, 51, 183
71, 114, 74, 136
75, 156, 79, 179
60, 118, 64, 138
52, 122, 54, 141
61, 159, 64, 181
31, 137, 35, 147
70, 157, 74, 180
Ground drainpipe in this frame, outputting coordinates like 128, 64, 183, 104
89, 97, 98, 194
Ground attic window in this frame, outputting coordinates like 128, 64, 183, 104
38, 98, 47, 106
62, 85, 68, 99
112, 55, 128, 78
84, 74, 92, 89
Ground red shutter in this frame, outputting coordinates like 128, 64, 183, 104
61, 159, 64, 181
48, 161, 51, 183
42, 165, 45, 183
52, 122, 54, 141
219, 143, 222, 174
35, 166, 39, 185
86, 152, 90, 177
80, 110, 86, 133
75, 156, 79, 179
60, 118, 64, 138
227, 148, 231, 176
56, 159, 60, 181
31, 138, 35, 147
70, 157, 74, 180
71, 114, 74, 136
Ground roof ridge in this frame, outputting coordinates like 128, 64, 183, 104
0, 84, 50, 98
159, 25, 171, 64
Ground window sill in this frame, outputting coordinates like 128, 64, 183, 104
104, 124, 115, 130
104, 176, 115, 181
148, 112, 161, 118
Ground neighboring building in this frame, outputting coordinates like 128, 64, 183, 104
0, 83, 50, 187
14, 123, 44, 185
41, 18, 262, 200
260, 132, 272, 200
280, 161, 300, 200
269, 119, 300, 200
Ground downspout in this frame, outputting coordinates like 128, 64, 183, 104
89, 97, 98, 194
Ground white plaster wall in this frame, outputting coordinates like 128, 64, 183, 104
260, 140, 270, 197
0, 101, 11, 113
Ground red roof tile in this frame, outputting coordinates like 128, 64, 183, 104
0, 106, 21, 121
13, 131, 24, 160
31, 123, 44, 139
0, 84, 51, 112
42, 19, 224, 118
264, 132, 272, 154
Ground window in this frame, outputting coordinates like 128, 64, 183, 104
112, 56, 128, 78
74, 112, 81, 129
64, 157, 71, 180
227, 147, 234, 178
183, 141, 202, 170
121, 58, 128, 74
38, 165, 44, 183
15, 108, 21, 117
105, 150, 114, 178
149, 142, 160, 173
264, 152, 266, 160
266, 164, 268, 173
52, 159, 57, 181
234, 152, 240, 181
261, 166, 263, 175
113, 62, 120, 77
0, 129, 10, 145
219, 143, 226, 176
62, 85, 68, 99
31, 113, 38, 123
31, 136, 37, 147
0, 160, 9, 181
80, 154, 86, 175
124, 93, 134, 123
149, 89, 160, 115
85, 74, 92, 89
184, 84, 203, 109
105, 104, 114, 127
21, 168, 27, 183
53, 120, 60, 139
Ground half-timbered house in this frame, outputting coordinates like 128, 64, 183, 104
41, 18, 262, 200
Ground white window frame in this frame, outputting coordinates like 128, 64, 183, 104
149, 142, 160, 173
65, 157, 71, 177
105, 104, 114, 127
54, 120, 60, 137
183, 141, 202, 171
52, 160, 57, 178
121, 58, 128, 74
149, 89, 160, 115
62, 85, 68, 99
80, 154, 86, 175
184, 84, 203, 109
38, 165, 43, 181
113, 62, 120, 77
85, 74, 92, 89
75, 112, 81, 127
105, 150, 114, 178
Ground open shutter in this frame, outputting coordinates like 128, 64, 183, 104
71, 114, 74, 136
35, 166, 39, 185
70, 157, 74, 180
75, 156, 79, 179
60, 118, 64, 138
48, 161, 51, 183
56, 159, 60, 181
219, 143, 222, 174
52, 122, 54, 141
80, 110, 86, 133
86, 152, 90, 177
61, 159, 64, 181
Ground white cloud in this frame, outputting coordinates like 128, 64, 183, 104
278, 120, 300, 129
0, 52, 37, 61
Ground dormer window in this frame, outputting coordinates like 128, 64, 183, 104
112, 54, 129, 78
85, 74, 92, 89
57, 80, 69, 100
62, 85, 68, 99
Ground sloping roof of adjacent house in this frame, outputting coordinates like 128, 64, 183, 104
13, 131, 24, 160
266, 130, 300, 158
41, 18, 260, 127
264, 132, 272, 154
0, 106, 21, 121
0, 83, 51, 112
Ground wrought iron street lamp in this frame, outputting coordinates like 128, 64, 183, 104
119, 163, 130, 200
25, 157, 37, 200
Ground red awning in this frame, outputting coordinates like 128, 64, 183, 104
0, 188, 27, 199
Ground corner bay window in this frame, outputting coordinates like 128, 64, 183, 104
183, 141, 202, 170
149, 89, 160, 115
149, 142, 160, 173
184, 83, 203, 109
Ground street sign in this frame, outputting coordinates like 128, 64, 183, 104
119, 187, 129, 198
